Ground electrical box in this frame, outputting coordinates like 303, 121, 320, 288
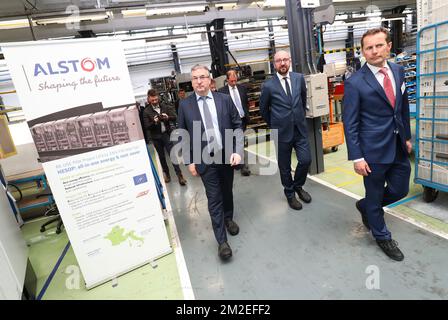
305, 73, 329, 118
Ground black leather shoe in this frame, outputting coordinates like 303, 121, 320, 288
177, 173, 187, 186
376, 239, 404, 261
356, 200, 370, 230
241, 165, 251, 176
218, 242, 232, 260
163, 172, 171, 183
287, 196, 302, 210
295, 187, 312, 203
225, 220, 239, 236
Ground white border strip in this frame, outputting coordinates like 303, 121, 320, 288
150, 144, 195, 300
248, 149, 448, 240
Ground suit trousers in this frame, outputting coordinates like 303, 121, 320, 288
359, 138, 411, 240
275, 127, 311, 199
240, 116, 250, 170
152, 132, 181, 176
200, 164, 235, 245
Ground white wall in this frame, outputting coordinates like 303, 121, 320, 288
0, 187, 28, 300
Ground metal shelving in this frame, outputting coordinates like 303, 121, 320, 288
415, 20, 448, 202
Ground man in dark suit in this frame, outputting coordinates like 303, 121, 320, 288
142, 89, 187, 186
259, 50, 312, 211
174, 88, 186, 115
219, 69, 251, 176
177, 64, 244, 261
210, 78, 218, 92
343, 27, 412, 261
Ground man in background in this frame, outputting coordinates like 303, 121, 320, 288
259, 50, 312, 211
210, 79, 218, 92
143, 89, 187, 186
174, 88, 186, 115
219, 69, 251, 176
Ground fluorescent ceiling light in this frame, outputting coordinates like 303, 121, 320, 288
263, 0, 285, 7
34, 10, 113, 25
122, 8, 146, 17
0, 18, 33, 29
146, 3, 207, 17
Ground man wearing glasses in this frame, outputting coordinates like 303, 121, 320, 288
177, 65, 244, 261
260, 50, 312, 211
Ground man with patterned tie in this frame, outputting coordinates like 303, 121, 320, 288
177, 65, 244, 261
343, 27, 412, 261
219, 69, 251, 176
259, 50, 312, 211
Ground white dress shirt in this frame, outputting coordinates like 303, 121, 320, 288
228, 85, 245, 118
195, 91, 222, 149
354, 62, 397, 163
276, 72, 293, 97
366, 62, 396, 96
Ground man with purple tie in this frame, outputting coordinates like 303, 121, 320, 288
343, 27, 412, 261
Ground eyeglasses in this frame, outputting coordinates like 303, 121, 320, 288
274, 58, 290, 64
192, 75, 210, 82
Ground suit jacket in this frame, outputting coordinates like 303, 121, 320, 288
342, 62, 411, 164
218, 84, 250, 124
177, 91, 243, 175
142, 102, 177, 141
259, 72, 308, 142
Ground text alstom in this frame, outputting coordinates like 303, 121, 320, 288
34, 57, 110, 76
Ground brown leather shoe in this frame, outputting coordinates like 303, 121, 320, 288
163, 172, 171, 183
177, 173, 187, 186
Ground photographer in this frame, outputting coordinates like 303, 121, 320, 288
142, 89, 187, 186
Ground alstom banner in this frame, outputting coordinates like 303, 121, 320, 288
2, 39, 172, 289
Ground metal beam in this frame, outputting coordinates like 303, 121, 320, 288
285, 0, 324, 175
171, 43, 181, 73
285, 0, 309, 74
267, 19, 276, 73
206, 18, 229, 78
346, 14, 354, 66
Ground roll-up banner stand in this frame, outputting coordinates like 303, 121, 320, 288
3, 39, 172, 289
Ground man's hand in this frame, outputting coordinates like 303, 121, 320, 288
406, 140, 412, 154
230, 153, 242, 166
153, 115, 159, 123
188, 164, 198, 176
161, 113, 169, 120
354, 160, 371, 176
